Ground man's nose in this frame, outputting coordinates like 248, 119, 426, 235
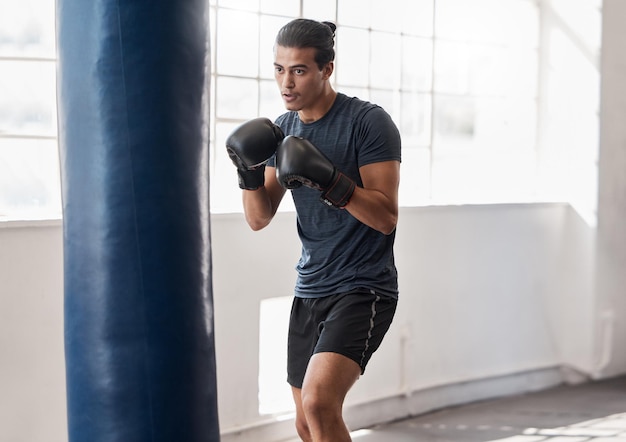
282, 73, 295, 88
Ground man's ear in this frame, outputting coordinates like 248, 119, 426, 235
322, 62, 334, 80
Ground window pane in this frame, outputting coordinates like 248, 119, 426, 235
433, 95, 475, 146
370, 32, 401, 89
539, 20, 600, 216
338, 0, 371, 28
468, 45, 538, 97
0, 60, 57, 137
432, 147, 536, 203
371, 0, 404, 32
399, 147, 431, 206
402, 0, 434, 37
434, 96, 536, 149
432, 95, 536, 202
402, 36, 433, 92
548, 28, 599, 111
303, 0, 336, 21
336, 28, 369, 87
259, 15, 290, 80
0, 138, 61, 220
474, 97, 535, 150
436, 41, 538, 96
261, 0, 299, 16
258, 296, 292, 415
216, 9, 259, 77
0, 0, 56, 58
219, 0, 258, 12
215, 77, 259, 120
401, 92, 431, 147
431, 149, 535, 203
436, 0, 538, 46
433, 41, 471, 94
259, 79, 284, 120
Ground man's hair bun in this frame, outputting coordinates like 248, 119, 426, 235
322, 21, 337, 36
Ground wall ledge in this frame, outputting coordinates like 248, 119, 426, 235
0, 218, 62, 229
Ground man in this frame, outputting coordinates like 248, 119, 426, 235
226, 18, 401, 442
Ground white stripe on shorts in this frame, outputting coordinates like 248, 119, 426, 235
360, 290, 381, 368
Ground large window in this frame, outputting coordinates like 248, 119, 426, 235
0, 0, 601, 224
0, 0, 59, 221
209, 0, 541, 213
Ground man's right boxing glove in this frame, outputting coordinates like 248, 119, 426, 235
226, 117, 284, 190
276, 135, 356, 208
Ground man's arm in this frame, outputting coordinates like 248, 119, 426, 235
275, 135, 400, 235
344, 160, 400, 235
225, 117, 286, 230
242, 166, 286, 231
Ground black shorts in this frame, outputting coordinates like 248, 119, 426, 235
287, 289, 397, 389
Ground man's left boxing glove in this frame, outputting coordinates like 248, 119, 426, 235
226, 117, 285, 190
276, 135, 356, 208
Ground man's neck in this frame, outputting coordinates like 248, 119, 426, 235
298, 89, 337, 124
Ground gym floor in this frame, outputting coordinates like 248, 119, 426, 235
344, 375, 626, 442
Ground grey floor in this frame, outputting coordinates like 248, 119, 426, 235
349, 375, 626, 441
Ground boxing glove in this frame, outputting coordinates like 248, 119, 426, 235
276, 135, 356, 208
226, 117, 284, 189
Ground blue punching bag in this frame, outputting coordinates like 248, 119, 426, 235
56, 1, 219, 441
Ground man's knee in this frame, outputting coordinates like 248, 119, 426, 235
301, 388, 341, 421
295, 415, 311, 441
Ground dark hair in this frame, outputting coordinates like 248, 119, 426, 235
275, 19, 336, 70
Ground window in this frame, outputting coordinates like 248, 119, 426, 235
258, 296, 292, 415
0, 0, 601, 228
536, 0, 601, 225
209, 0, 543, 213
430, 0, 540, 204
0, 0, 60, 221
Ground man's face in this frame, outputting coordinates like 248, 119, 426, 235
273, 45, 331, 113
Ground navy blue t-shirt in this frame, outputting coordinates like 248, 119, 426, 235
272, 93, 401, 299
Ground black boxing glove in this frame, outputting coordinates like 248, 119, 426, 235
226, 117, 284, 190
276, 135, 356, 208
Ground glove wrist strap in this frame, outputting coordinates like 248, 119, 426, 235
238, 167, 265, 190
321, 172, 356, 208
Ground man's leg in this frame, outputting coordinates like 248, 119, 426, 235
292, 386, 312, 442
298, 351, 362, 442
288, 291, 397, 441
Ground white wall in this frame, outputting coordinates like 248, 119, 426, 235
0, 203, 601, 442
0, 221, 65, 442
595, 0, 626, 379
213, 204, 598, 441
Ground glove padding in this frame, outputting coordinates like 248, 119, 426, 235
226, 118, 284, 189
276, 135, 356, 208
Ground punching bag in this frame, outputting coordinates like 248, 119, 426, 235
56, 1, 219, 441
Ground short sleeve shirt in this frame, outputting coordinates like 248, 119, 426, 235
272, 93, 401, 299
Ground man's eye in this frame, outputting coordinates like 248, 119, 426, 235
294, 69, 304, 75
